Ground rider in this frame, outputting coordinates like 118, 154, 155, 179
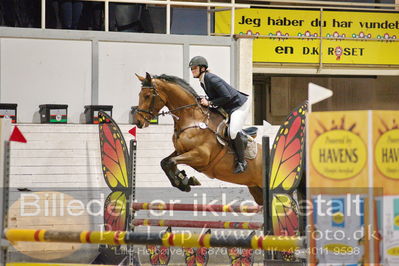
189, 56, 250, 174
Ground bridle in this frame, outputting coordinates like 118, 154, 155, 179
135, 80, 199, 123
136, 78, 224, 141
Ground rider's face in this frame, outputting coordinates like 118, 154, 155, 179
191, 66, 201, 78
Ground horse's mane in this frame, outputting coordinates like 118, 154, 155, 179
155, 74, 199, 98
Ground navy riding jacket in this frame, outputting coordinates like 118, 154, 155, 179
200, 72, 248, 114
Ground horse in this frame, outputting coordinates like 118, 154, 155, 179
133, 73, 264, 205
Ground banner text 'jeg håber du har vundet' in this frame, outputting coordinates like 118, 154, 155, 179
215, 9, 399, 65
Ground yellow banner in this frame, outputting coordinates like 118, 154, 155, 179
308, 111, 369, 188
215, 9, 399, 65
307, 111, 371, 264
373, 110, 399, 195
372, 111, 399, 265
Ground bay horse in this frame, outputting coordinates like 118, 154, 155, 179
133, 73, 264, 205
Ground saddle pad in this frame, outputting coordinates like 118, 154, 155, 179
244, 140, 257, 160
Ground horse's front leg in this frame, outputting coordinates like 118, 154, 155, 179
161, 149, 205, 192
172, 148, 210, 188
161, 151, 201, 192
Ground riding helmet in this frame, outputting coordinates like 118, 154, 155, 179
189, 56, 208, 69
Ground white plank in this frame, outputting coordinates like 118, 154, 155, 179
17, 124, 135, 132
11, 149, 101, 158
135, 149, 174, 157
135, 126, 173, 135
9, 173, 104, 183
10, 183, 108, 188
9, 181, 108, 188
135, 141, 175, 149
12, 140, 172, 150
11, 140, 101, 150
21, 131, 136, 141
136, 133, 173, 141
136, 157, 164, 166
11, 157, 102, 166
17, 124, 99, 133
10, 166, 102, 175
22, 132, 100, 141
16, 124, 135, 137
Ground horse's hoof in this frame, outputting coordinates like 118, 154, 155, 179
175, 183, 191, 192
178, 184, 191, 192
188, 177, 201, 186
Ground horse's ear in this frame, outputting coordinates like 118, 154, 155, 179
145, 72, 152, 81
135, 73, 145, 82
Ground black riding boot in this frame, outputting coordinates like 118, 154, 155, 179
232, 131, 248, 174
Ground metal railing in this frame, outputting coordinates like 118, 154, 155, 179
37, 0, 399, 34
39, 0, 251, 35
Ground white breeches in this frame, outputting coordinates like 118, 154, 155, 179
229, 96, 251, 140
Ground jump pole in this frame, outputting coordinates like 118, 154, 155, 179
4, 229, 305, 252
6, 263, 116, 266
132, 202, 262, 213
133, 219, 263, 230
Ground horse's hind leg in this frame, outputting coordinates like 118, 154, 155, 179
161, 151, 197, 192
248, 186, 264, 206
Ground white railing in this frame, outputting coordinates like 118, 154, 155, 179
38, 0, 399, 34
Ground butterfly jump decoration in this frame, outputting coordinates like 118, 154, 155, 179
183, 229, 211, 266
99, 112, 132, 232
227, 248, 254, 266
183, 247, 209, 266
99, 112, 173, 264
267, 101, 307, 259
146, 227, 172, 265
147, 245, 171, 265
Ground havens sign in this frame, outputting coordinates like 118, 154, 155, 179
311, 130, 367, 180
375, 129, 399, 179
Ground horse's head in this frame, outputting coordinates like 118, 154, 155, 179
133, 72, 166, 128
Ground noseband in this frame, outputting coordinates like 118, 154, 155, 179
135, 83, 166, 123
135, 80, 198, 122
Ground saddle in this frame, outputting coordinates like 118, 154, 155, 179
216, 119, 258, 160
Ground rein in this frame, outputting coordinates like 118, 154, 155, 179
158, 103, 198, 118
135, 81, 200, 122
136, 78, 226, 142
136, 103, 198, 121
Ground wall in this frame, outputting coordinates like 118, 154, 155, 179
0, 38, 92, 123
0, 28, 235, 124
98, 41, 184, 123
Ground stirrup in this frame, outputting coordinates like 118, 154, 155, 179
233, 160, 247, 174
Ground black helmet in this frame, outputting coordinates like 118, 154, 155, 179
189, 56, 208, 68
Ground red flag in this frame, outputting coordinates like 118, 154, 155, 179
129, 126, 136, 138
9, 126, 27, 143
